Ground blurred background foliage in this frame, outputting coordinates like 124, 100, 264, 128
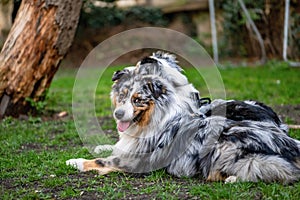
80, 0, 168, 28
6, 0, 300, 65
68, 0, 299, 66
216, 0, 300, 59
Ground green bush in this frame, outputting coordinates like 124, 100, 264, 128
80, 1, 168, 28
217, 0, 265, 57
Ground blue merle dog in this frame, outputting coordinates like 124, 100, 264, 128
67, 52, 300, 183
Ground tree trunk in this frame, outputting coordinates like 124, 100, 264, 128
0, 0, 82, 118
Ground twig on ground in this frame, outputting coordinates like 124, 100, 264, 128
288, 125, 300, 129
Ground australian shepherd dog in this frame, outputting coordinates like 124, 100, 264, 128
67, 52, 300, 183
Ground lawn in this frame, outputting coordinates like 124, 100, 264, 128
1, 61, 300, 199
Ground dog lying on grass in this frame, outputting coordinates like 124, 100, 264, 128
67, 52, 300, 183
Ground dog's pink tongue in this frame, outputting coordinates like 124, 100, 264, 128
117, 121, 130, 132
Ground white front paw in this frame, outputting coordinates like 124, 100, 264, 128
225, 176, 238, 183
66, 158, 87, 172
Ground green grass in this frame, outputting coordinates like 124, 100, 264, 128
1, 61, 300, 199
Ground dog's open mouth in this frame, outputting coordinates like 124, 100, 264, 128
117, 111, 143, 132
117, 121, 131, 132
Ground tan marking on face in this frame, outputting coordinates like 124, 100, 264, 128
136, 100, 155, 127
132, 92, 140, 100
131, 93, 154, 127
123, 88, 128, 96
112, 93, 117, 107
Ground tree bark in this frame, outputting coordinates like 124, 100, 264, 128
0, 0, 82, 118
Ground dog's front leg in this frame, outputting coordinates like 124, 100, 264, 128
66, 156, 124, 175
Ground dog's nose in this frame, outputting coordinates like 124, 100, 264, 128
114, 109, 125, 119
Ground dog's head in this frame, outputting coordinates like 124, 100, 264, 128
111, 70, 176, 133
110, 52, 201, 134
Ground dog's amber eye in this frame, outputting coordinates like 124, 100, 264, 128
133, 98, 143, 106
134, 98, 140, 103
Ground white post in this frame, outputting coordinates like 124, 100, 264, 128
208, 0, 218, 64
283, 0, 290, 61
282, 0, 300, 67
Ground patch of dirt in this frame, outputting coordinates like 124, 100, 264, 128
16, 120, 82, 153
17, 110, 72, 123
17, 140, 82, 153
1, 171, 203, 199
19, 143, 44, 151
64, 173, 203, 200
274, 105, 300, 124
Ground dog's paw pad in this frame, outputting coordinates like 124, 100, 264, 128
66, 158, 86, 172
225, 176, 237, 184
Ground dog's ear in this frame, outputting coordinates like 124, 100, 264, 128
138, 57, 162, 75
140, 57, 158, 65
112, 69, 129, 82
146, 81, 166, 99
